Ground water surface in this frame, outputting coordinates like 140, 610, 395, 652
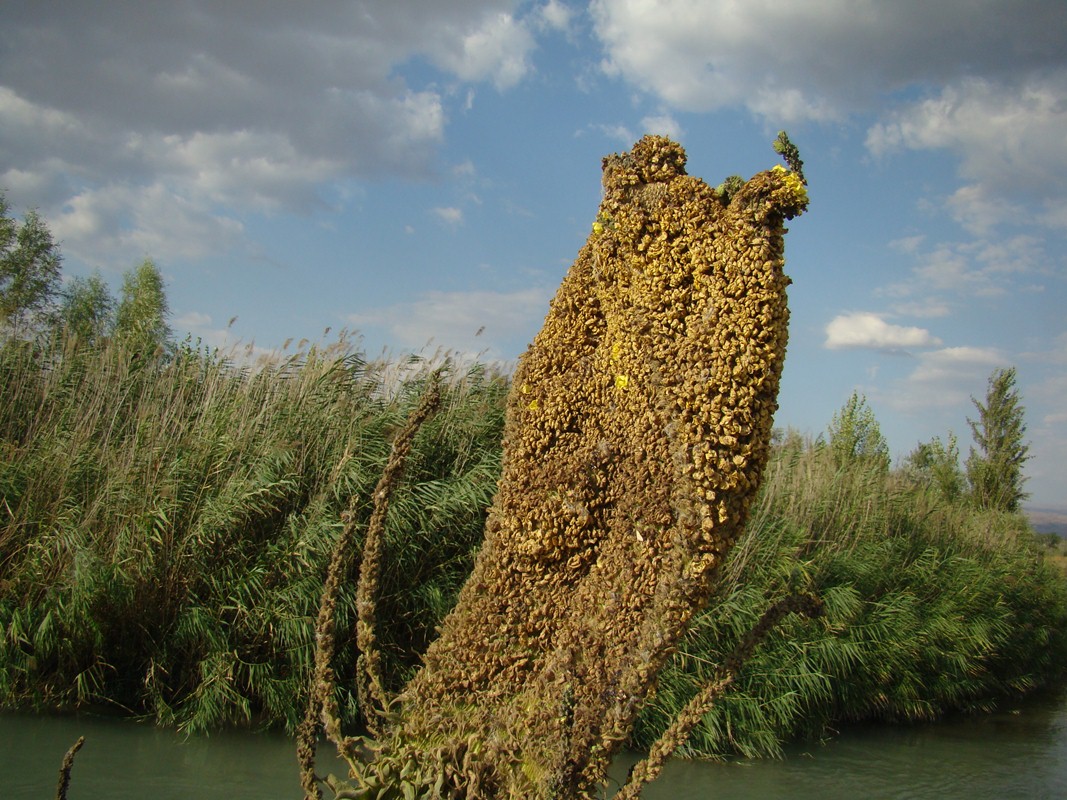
4, 691, 1066, 799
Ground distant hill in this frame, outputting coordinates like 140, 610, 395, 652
1027, 509, 1067, 538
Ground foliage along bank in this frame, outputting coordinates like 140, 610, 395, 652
0, 329, 505, 733
1, 328, 1065, 758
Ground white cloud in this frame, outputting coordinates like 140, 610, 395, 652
0, 86, 86, 145
174, 311, 213, 329
888, 299, 951, 319
912, 244, 1001, 297
889, 235, 925, 255
427, 10, 536, 90
866, 75, 1067, 191
591, 0, 1067, 122
1049, 333, 1067, 366
347, 286, 552, 362
584, 123, 636, 145
51, 183, 246, 267
538, 0, 574, 32
884, 235, 1050, 303
590, 0, 1067, 241
890, 346, 1006, 411
866, 74, 1067, 234
452, 160, 477, 178
136, 130, 345, 212
911, 346, 1004, 378
1039, 203, 1067, 230
639, 114, 684, 141
945, 184, 1023, 237
433, 207, 465, 226
825, 312, 941, 352
0, 1, 540, 266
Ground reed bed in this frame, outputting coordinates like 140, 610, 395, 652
0, 331, 504, 733
2, 331, 1065, 756
636, 440, 1067, 758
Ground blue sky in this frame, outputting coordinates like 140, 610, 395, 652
2, 1, 1065, 510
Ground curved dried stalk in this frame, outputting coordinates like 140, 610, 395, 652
55, 736, 85, 800
356, 375, 443, 736
297, 494, 366, 800
298, 375, 442, 799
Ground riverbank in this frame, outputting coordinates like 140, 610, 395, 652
637, 440, 1067, 758
2, 331, 1066, 759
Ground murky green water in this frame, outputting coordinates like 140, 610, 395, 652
3, 690, 1066, 799
609, 689, 1067, 799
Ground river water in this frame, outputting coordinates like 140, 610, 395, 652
3, 690, 1066, 799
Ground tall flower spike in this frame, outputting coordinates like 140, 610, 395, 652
329, 135, 808, 799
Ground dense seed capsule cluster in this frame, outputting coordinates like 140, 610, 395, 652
393, 136, 808, 798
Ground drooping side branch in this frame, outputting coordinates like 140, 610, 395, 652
614, 593, 824, 800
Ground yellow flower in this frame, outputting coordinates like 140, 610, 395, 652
592, 213, 613, 235
528, 399, 539, 411
614, 374, 630, 390
771, 164, 808, 204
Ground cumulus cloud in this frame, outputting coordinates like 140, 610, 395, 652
0, 0, 543, 265
825, 312, 941, 352
433, 207, 465, 226
582, 123, 636, 144
866, 75, 1067, 190
871, 345, 1008, 414
883, 235, 1050, 304
944, 184, 1024, 237
888, 345, 1006, 411
866, 74, 1067, 228
50, 183, 246, 267
425, 10, 535, 90
888, 298, 951, 319
347, 286, 552, 362
538, 0, 574, 32
590, 0, 1067, 237
591, 0, 1067, 121
640, 114, 684, 141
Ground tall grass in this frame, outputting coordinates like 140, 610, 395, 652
634, 438, 1067, 758
0, 331, 504, 733
3, 331, 1066, 756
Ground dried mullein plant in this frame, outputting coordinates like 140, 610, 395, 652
309, 135, 809, 800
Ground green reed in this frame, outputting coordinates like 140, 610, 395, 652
635, 439, 1067, 758
0, 331, 504, 733
2, 331, 1065, 756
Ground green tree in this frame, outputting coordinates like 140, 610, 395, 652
59, 272, 115, 344
966, 367, 1030, 512
904, 432, 965, 500
114, 258, 170, 354
0, 194, 63, 334
827, 391, 890, 472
